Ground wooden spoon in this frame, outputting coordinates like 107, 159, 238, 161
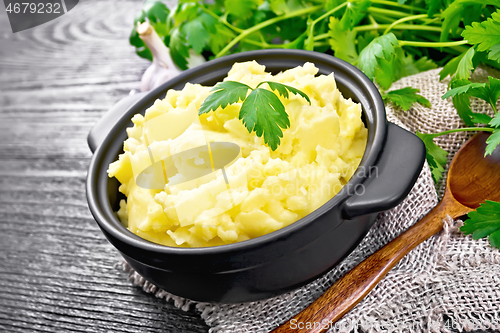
271, 131, 500, 333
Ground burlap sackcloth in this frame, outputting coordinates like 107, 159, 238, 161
121, 66, 500, 333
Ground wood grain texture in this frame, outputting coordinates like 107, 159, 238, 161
0, 1, 208, 332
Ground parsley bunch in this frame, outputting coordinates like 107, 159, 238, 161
198, 81, 310, 150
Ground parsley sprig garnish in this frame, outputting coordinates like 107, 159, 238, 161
198, 81, 311, 151
381, 87, 431, 111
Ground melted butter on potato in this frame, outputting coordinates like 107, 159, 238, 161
108, 61, 367, 247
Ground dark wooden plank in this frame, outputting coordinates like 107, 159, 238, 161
0, 1, 209, 332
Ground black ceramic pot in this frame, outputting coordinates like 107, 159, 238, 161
86, 50, 425, 303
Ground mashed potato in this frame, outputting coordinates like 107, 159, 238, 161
108, 61, 367, 247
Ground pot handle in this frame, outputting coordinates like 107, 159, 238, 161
87, 91, 149, 153
341, 122, 426, 219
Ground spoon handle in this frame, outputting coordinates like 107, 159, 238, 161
270, 198, 469, 333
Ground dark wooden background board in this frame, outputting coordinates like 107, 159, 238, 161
0, 0, 209, 332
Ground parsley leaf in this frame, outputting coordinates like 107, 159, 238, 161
240, 88, 290, 150
173, 2, 198, 25
328, 17, 358, 64
439, 51, 465, 81
402, 53, 437, 75
462, 10, 500, 60
443, 76, 500, 119
453, 94, 475, 127
447, 79, 478, 126
468, 76, 500, 113
471, 113, 493, 125
340, 0, 371, 30
461, 200, 500, 248
463, 4, 485, 28
269, 0, 288, 15
357, 30, 379, 51
262, 81, 312, 104
182, 21, 209, 55
488, 43, 500, 62
485, 128, 500, 156
182, 13, 216, 54
490, 112, 500, 128
440, 1, 463, 42
374, 48, 436, 90
142, 0, 170, 37
169, 26, 190, 70
374, 58, 399, 90
225, 0, 261, 20
486, 113, 500, 156
269, 0, 306, 15
199, 81, 252, 114
199, 80, 310, 150
442, 81, 487, 99
208, 22, 236, 55
382, 87, 431, 111
425, 0, 445, 17
358, 33, 399, 79
439, 47, 484, 83
325, 0, 344, 11
416, 131, 449, 183
455, 47, 476, 80
143, 0, 170, 23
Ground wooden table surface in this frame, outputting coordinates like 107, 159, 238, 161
0, 1, 209, 331
1, 1, 499, 333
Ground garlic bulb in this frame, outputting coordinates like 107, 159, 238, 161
137, 21, 182, 92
